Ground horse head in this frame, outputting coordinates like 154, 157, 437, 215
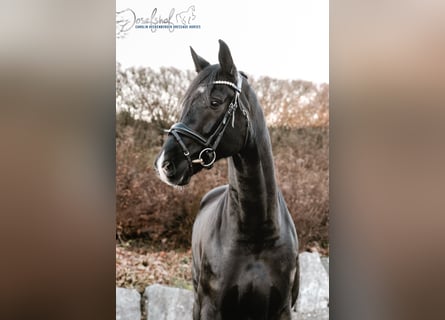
155, 40, 250, 186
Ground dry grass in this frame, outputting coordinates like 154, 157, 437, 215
116, 239, 192, 293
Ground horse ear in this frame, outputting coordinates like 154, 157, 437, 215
218, 39, 237, 77
190, 46, 210, 73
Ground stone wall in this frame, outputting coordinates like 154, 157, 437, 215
116, 252, 329, 320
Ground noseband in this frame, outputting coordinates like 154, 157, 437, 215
165, 73, 248, 171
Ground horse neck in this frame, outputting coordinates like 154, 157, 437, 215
227, 93, 280, 240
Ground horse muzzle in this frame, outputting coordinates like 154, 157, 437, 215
154, 146, 192, 186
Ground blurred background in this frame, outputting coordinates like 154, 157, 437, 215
2, 0, 444, 319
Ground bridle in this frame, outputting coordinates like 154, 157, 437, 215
165, 73, 249, 171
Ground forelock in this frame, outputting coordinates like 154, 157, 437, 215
180, 65, 219, 110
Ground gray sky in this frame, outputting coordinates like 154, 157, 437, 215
116, 0, 329, 83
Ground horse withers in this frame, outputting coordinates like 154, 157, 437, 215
154, 40, 299, 320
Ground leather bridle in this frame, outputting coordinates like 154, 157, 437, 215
165, 73, 248, 171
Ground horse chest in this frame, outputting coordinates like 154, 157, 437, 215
197, 245, 294, 319
199, 241, 293, 298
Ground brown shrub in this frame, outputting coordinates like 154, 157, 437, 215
116, 119, 329, 253
116, 66, 329, 253
271, 127, 329, 252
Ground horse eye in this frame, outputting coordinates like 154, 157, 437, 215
210, 100, 220, 107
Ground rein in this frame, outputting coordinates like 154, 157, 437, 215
165, 73, 248, 171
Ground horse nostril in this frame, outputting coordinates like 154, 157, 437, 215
162, 161, 176, 177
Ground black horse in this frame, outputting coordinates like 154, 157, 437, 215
154, 40, 299, 320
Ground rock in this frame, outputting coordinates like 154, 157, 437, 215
116, 287, 141, 320
296, 252, 329, 313
139, 253, 330, 319
292, 308, 329, 320
144, 284, 194, 320
320, 256, 329, 274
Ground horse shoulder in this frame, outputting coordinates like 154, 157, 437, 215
277, 188, 300, 308
193, 185, 227, 245
277, 189, 297, 236
199, 184, 228, 210
192, 184, 228, 259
